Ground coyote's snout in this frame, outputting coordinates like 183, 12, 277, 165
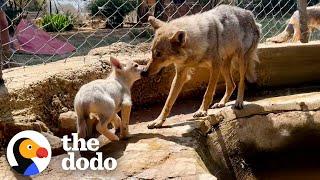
143, 19, 189, 77
74, 57, 144, 141
145, 5, 261, 129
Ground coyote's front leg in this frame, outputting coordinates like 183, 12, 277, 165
194, 66, 220, 117
147, 67, 189, 129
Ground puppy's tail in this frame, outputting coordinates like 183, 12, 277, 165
76, 107, 89, 139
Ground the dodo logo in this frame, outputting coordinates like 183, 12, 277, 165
6, 130, 51, 176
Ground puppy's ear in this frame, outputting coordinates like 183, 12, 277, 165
148, 16, 165, 30
170, 30, 187, 47
110, 56, 122, 70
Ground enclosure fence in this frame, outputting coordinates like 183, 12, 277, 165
0, 0, 319, 75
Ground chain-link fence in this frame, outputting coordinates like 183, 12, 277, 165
0, 0, 319, 70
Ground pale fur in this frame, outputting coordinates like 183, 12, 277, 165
267, 5, 320, 43
144, 5, 260, 128
74, 57, 144, 141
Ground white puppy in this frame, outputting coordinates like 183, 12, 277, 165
74, 57, 144, 141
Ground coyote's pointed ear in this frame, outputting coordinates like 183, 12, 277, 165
148, 16, 165, 30
110, 56, 122, 70
170, 30, 187, 47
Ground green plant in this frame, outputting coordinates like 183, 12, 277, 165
89, 0, 138, 28
41, 14, 74, 32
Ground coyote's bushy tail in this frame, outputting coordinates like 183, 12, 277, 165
245, 23, 260, 83
246, 48, 259, 83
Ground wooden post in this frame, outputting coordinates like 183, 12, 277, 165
297, 0, 309, 43
0, 52, 3, 85
137, 0, 149, 23
49, 0, 52, 15
154, 0, 166, 21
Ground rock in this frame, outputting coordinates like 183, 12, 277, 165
41, 132, 64, 156
52, 95, 63, 108
202, 92, 320, 179
2, 111, 216, 179
58, 111, 77, 133
61, 107, 68, 113
0, 120, 49, 144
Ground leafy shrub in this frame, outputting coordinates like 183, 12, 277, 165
41, 14, 74, 32
89, 0, 137, 28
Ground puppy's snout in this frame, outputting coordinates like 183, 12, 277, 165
141, 68, 149, 77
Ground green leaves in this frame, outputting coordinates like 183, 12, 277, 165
41, 14, 74, 32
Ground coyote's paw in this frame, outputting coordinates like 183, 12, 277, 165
110, 135, 120, 142
211, 103, 225, 109
193, 110, 207, 118
147, 119, 164, 129
234, 101, 244, 110
120, 132, 130, 140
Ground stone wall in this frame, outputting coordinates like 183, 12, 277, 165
200, 92, 320, 179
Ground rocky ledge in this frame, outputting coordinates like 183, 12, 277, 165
2, 91, 320, 179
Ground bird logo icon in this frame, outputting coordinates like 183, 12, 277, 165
6, 130, 51, 176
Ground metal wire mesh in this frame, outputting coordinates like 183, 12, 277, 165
0, 0, 319, 68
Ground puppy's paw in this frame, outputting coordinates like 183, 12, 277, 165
147, 119, 164, 129
193, 110, 207, 118
211, 103, 225, 109
234, 101, 243, 109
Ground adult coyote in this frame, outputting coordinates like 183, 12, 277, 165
142, 5, 261, 128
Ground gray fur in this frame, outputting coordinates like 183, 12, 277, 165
145, 5, 261, 128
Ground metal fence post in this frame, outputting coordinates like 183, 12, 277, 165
297, 0, 309, 43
